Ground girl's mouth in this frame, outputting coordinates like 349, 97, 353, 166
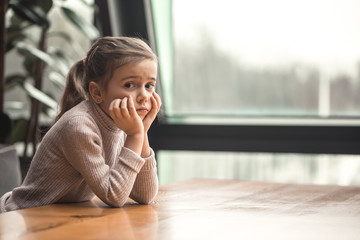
136, 107, 148, 114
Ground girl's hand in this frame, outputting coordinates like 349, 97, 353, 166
143, 92, 162, 133
109, 97, 144, 136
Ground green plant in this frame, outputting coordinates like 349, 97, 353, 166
2, 0, 99, 158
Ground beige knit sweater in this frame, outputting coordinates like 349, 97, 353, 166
0, 100, 158, 213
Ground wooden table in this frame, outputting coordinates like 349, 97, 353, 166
1, 179, 360, 240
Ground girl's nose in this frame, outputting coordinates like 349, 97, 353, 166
136, 88, 149, 103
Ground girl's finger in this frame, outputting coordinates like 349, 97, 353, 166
146, 95, 158, 120
109, 99, 120, 119
151, 93, 161, 112
150, 95, 158, 113
113, 99, 122, 119
109, 99, 116, 120
128, 96, 137, 117
153, 92, 162, 109
120, 97, 130, 118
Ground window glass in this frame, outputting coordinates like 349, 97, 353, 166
153, 0, 360, 118
158, 151, 360, 186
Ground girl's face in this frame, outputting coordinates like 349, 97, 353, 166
99, 59, 157, 120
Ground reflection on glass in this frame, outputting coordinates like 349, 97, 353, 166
158, 151, 360, 186
170, 0, 360, 117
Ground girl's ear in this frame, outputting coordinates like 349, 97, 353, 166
89, 82, 103, 104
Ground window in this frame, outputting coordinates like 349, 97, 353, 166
149, 0, 360, 185
152, 0, 360, 119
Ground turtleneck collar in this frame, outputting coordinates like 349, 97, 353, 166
89, 100, 120, 133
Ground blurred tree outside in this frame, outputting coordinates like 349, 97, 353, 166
171, 0, 360, 118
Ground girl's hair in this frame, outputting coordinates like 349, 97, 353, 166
55, 36, 157, 121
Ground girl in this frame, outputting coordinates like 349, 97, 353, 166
0, 36, 161, 212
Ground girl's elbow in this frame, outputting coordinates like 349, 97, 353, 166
133, 191, 158, 204
110, 201, 126, 208
104, 195, 128, 208
136, 197, 154, 205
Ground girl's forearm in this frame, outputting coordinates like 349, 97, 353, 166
141, 133, 151, 158
124, 133, 144, 155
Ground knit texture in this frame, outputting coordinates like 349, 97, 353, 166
0, 100, 158, 213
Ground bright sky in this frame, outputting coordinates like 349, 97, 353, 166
174, 0, 360, 78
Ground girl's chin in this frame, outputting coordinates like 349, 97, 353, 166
138, 113, 147, 120
136, 110, 149, 120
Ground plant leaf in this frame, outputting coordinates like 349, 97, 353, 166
61, 5, 99, 40
48, 71, 66, 89
41, 91, 56, 116
47, 31, 87, 58
15, 41, 68, 76
47, 31, 73, 44
23, 55, 37, 77
5, 75, 57, 110
33, 0, 53, 14
16, 41, 54, 64
6, 27, 27, 52
7, 10, 32, 31
78, 0, 95, 7
9, 0, 50, 29
5, 74, 27, 91
48, 47, 72, 68
22, 81, 58, 110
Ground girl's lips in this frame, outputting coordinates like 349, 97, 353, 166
136, 107, 148, 114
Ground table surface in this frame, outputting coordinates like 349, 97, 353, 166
1, 179, 360, 240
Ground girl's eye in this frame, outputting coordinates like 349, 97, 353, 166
146, 83, 155, 90
124, 82, 135, 88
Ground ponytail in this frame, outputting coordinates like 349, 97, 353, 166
55, 60, 88, 121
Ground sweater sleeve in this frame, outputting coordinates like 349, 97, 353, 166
60, 116, 145, 207
130, 148, 159, 204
